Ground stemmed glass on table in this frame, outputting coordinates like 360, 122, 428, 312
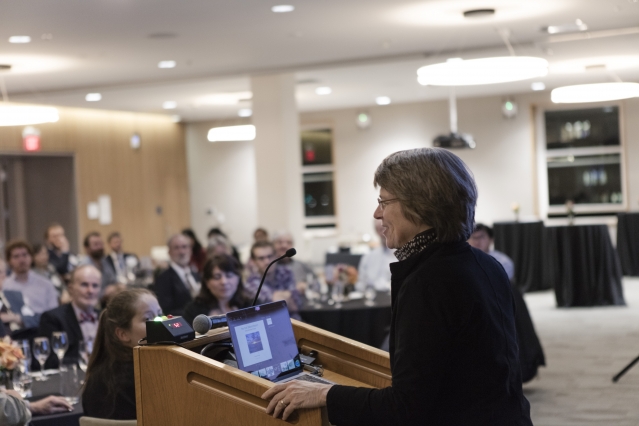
78, 339, 93, 373
52, 331, 69, 371
33, 337, 51, 381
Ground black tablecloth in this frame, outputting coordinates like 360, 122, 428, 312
494, 221, 549, 292
28, 371, 83, 426
300, 293, 391, 348
545, 225, 625, 307
617, 212, 639, 276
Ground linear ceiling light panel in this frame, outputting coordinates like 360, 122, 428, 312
551, 82, 639, 103
207, 125, 256, 142
0, 105, 59, 126
417, 56, 548, 86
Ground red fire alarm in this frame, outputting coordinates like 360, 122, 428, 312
22, 127, 41, 152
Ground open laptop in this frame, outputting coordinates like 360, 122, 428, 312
226, 300, 334, 384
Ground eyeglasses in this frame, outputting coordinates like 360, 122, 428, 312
377, 197, 400, 210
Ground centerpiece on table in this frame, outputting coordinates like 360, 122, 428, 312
0, 338, 25, 389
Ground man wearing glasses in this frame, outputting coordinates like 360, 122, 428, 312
244, 241, 302, 319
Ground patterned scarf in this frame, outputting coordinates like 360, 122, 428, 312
394, 228, 438, 261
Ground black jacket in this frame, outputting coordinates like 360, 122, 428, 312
326, 241, 532, 426
183, 299, 211, 326
153, 267, 199, 317
82, 361, 136, 420
38, 303, 99, 370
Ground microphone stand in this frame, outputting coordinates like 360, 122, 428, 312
252, 248, 296, 306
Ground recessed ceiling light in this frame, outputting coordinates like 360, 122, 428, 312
376, 96, 391, 105
545, 19, 588, 34
158, 60, 176, 69
163, 101, 177, 109
9, 36, 31, 44
551, 82, 639, 103
417, 57, 548, 86
272, 5, 294, 13
531, 82, 546, 91
315, 87, 332, 95
238, 108, 253, 117
208, 125, 256, 142
85, 93, 102, 102
463, 9, 495, 18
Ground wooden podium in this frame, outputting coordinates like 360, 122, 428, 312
134, 319, 391, 425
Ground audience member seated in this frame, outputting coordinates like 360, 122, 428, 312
208, 227, 241, 263
82, 289, 161, 420
38, 265, 101, 370
468, 223, 546, 383
154, 234, 200, 317
273, 230, 319, 293
182, 228, 207, 274
79, 232, 118, 290
207, 234, 234, 259
183, 255, 249, 325
241, 227, 270, 273
468, 224, 514, 281
356, 219, 396, 292
105, 232, 138, 285
0, 259, 38, 335
4, 240, 58, 317
44, 223, 77, 280
0, 390, 72, 426
32, 243, 67, 303
245, 241, 302, 319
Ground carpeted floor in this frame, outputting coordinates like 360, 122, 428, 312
523, 277, 639, 426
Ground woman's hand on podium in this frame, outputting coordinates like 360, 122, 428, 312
262, 381, 332, 421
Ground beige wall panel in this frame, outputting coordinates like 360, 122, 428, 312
0, 105, 190, 256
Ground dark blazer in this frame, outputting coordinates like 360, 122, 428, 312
38, 303, 98, 370
153, 267, 199, 317
82, 361, 136, 420
326, 241, 532, 426
183, 299, 210, 326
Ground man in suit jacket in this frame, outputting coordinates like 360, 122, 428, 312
38, 265, 101, 370
154, 234, 200, 317
105, 232, 138, 284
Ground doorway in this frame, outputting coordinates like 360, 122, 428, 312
0, 154, 79, 253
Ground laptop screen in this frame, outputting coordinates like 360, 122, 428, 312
226, 301, 302, 381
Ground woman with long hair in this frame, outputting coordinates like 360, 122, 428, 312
183, 255, 248, 325
82, 288, 162, 420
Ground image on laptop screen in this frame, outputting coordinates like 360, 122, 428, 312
226, 301, 302, 381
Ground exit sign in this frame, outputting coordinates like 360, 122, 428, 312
23, 134, 41, 152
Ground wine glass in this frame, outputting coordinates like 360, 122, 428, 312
364, 285, 377, 307
78, 339, 93, 373
33, 337, 51, 381
11, 368, 32, 398
52, 332, 69, 371
16, 340, 31, 374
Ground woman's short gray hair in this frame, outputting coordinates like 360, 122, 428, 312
374, 148, 478, 243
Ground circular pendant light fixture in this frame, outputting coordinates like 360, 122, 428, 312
0, 104, 59, 126
551, 82, 639, 103
417, 56, 548, 86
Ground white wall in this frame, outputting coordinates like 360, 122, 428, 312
185, 121, 257, 247
186, 93, 639, 263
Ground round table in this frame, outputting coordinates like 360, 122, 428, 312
300, 292, 391, 348
544, 224, 625, 307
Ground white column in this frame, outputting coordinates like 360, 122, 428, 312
250, 74, 304, 249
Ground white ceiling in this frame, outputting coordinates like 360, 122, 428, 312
2, 0, 639, 121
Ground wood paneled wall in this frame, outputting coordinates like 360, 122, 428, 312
0, 105, 190, 256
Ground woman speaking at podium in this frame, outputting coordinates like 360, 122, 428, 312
263, 148, 532, 425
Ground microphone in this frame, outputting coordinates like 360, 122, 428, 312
252, 248, 296, 306
192, 314, 228, 335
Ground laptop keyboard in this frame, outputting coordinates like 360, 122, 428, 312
295, 374, 334, 385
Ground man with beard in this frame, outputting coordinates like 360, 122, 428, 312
79, 232, 117, 291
